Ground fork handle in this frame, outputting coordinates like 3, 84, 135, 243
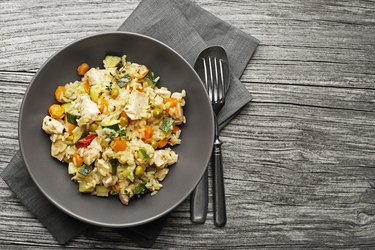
190, 169, 208, 224
213, 138, 226, 227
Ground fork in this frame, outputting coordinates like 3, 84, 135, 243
203, 56, 227, 227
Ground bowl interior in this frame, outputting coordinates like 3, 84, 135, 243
19, 32, 214, 227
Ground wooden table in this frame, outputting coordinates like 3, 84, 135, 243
1, 0, 375, 248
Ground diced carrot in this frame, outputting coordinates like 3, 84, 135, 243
48, 104, 65, 120
83, 81, 90, 93
98, 97, 108, 113
172, 126, 180, 134
112, 138, 127, 152
67, 123, 76, 135
164, 97, 178, 111
112, 184, 121, 192
55, 86, 66, 103
157, 138, 168, 148
72, 153, 83, 167
144, 125, 153, 139
77, 63, 90, 76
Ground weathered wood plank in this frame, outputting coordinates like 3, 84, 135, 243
1, 0, 375, 248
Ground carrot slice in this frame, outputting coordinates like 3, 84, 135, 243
157, 138, 168, 148
48, 104, 65, 120
77, 63, 90, 76
72, 153, 83, 167
67, 123, 76, 135
112, 138, 127, 152
144, 125, 153, 139
55, 86, 66, 103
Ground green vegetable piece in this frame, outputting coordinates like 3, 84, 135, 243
106, 124, 120, 131
61, 102, 74, 112
102, 120, 120, 131
139, 149, 150, 159
79, 182, 95, 193
103, 55, 122, 69
135, 182, 147, 198
73, 129, 84, 143
118, 75, 131, 87
89, 85, 101, 103
68, 162, 78, 175
77, 165, 92, 177
146, 71, 158, 83
109, 159, 119, 175
66, 112, 80, 125
95, 185, 109, 197
118, 128, 126, 137
160, 117, 174, 132
143, 78, 153, 87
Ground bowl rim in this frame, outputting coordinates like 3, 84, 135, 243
18, 31, 214, 227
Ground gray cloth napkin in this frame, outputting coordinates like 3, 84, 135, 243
1, 0, 259, 247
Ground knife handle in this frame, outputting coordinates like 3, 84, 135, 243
213, 139, 226, 227
190, 169, 208, 224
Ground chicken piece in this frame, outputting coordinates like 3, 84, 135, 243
119, 193, 129, 205
80, 94, 100, 118
155, 87, 171, 98
127, 63, 149, 79
152, 148, 178, 168
51, 140, 68, 161
42, 116, 64, 135
86, 68, 115, 85
102, 175, 118, 188
124, 91, 149, 120
95, 159, 111, 177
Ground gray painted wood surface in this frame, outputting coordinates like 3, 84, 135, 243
1, 0, 375, 248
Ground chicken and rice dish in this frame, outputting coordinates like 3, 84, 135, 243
42, 54, 186, 205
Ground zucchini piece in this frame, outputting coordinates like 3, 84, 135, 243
145, 71, 158, 84
117, 75, 131, 87
89, 85, 101, 103
61, 102, 74, 113
109, 159, 119, 175
103, 55, 122, 69
95, 185, 109, 197
67, 112, 80, 125
68, 162, 78, 175
101, 120, 120, 131
122, 165, 135, 182
160, 117, 174, 132
72, 129, 84, 143
79, 182, 95, 193
77, 165, 92, 177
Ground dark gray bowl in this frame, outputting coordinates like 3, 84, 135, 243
19, 32, 214, 227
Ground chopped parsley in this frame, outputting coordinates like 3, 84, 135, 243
139, 149, 150, 159
134, 182, 147, 198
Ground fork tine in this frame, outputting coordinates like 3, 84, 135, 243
214, 57, 219, 102
208, 57, 214, 100
219, 59, 225, 101
202, 58, 208, 91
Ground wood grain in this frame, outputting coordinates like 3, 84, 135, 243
1, 0, 375, 248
